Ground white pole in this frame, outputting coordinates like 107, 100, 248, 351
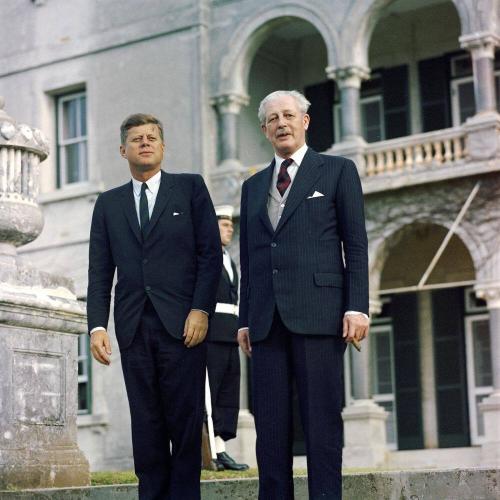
205, 368, 217, 460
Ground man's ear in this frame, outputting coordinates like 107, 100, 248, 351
303, 113, 310, 130
261, 124, 267, 134
119, 145, 126, 158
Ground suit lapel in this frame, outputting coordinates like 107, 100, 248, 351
275, 148, 323, 234
256, 160, 275, 235
119, 181, 142, 244
143, 170, 174, 240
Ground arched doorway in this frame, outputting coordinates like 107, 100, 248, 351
372, 222, 492, 451
357, 0, 463, 144
238, 17, 332, 167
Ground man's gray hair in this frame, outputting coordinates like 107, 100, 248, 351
258, 90, 311, 125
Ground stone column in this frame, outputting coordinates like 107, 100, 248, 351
0, 97, 90, 489
210, 93, 249, 207
342, 297, 388, 468
212, 93, 249, 163
326, 66, 370, 175
475, 282, 500, 467
460, 33, 500, 160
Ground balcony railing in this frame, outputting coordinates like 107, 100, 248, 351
364, 127, 467, 177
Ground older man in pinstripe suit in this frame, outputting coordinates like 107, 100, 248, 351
238, 90, 370, 499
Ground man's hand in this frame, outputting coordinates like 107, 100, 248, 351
183, 310, 208, 347
90, 330, 112, 365
343, 314, 369, 347
237, 328, 252, 357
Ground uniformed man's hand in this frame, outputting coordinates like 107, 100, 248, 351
343, 314, 369, 347
183, 310, 208, 347
237, 328, 252, 357
90, 330, 112, 365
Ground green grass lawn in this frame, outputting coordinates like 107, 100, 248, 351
91, 468, 309, 485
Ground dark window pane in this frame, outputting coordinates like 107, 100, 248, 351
473, 320, 492, 387
62, 99, 78, 139
64, 144, 81, 183
80, 96, 87, 136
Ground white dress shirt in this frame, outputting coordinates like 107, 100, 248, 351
131, 170, 161, 224
223, 248, 234, 283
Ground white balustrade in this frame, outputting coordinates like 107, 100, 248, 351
364, 127, 467, 177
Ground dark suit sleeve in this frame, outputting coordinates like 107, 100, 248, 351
190, 175, 223, 315
238, 180, 249, 329
335, 159, 369, 314
87, 194, 116, 333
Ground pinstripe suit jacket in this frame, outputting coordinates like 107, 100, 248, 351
238, 148, 369, 342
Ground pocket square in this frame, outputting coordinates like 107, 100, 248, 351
173, 212, 181, 216
307, 191, 325, 199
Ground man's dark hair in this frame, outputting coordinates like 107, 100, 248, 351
120, 113, 164, 144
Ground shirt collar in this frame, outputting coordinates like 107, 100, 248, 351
132, 169, 162, 196
274, 143, 308, 170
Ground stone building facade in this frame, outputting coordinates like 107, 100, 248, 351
1, 0, 499, 470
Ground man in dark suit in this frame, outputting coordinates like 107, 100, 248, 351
87, 113, 222, 499
238, 90, 370, 499
206, 205, 249, 471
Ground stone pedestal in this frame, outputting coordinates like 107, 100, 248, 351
464, 112, 500, 161
328, 136, 368, 177
342, 399, 388, 467
479, 392, 500, 467
0, 284, 89, 489
0, 97, 90, 489
226, 409, 257, 468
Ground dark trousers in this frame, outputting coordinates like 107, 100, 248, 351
120, 302, 206, 500
206, 342, 241, 441
251, 309, 346, 500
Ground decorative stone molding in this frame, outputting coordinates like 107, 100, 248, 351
460, 32, 500, 60
326, 65, 370, 89
0, 97, 50, 249
211, 93, 250, 115
475, 282, 500, 309
210, 158, 249, 208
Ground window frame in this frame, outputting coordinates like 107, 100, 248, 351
56, 91, 88, 188
77, 333, 92, 415
333, 94, 385, 144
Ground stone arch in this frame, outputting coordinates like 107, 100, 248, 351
369, 214, 487, 294
215, 4, 339, 97
338, 0, 471, 70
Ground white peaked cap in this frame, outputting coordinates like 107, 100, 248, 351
215, 204, 234, 220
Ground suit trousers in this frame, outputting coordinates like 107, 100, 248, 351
251, 309, 346, 500
206, 342, 241, 441
120, 301, 206, 500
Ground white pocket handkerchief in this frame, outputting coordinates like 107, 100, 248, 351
173, 212, 180, 216
307, 191, 325, 199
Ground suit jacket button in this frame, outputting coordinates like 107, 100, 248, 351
270, 242, 277, 248
272, 269, 278, 275
143, 258, 148, 264
145, 286, 151, 292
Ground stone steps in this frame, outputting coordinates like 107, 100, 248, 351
1, 468, 499, 500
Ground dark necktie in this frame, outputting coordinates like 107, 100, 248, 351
276, 158, 293, 196
140, 182, 149, 235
